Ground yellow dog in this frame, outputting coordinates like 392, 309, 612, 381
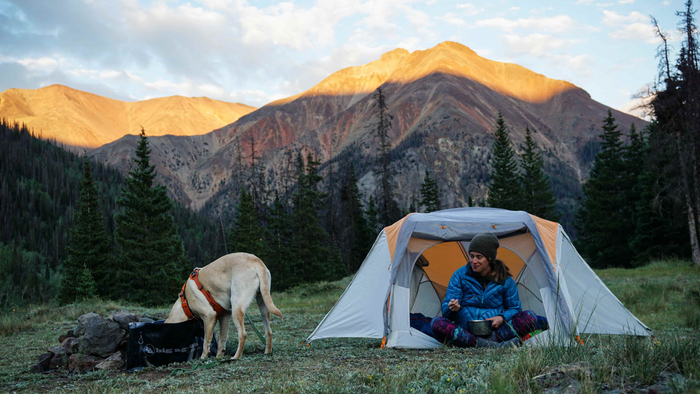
165, 253, 282, 360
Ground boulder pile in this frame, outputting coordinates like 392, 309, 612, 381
29, 311, 155, 373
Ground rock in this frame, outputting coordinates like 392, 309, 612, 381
59, 334, 67, 343
61, 337, 79, 353
48, 346, 71, 370
29, 353, 53, 373
139, 313, 162, 321
95, 352, 124, 370
110, 313, 139, 332
67, 354, 103, 373
138, 317, 154, 324
644, 371, 685, 394
533, 362, 594, 394
74, 312, 102, 337
66, 330, 75, 337
77, 315, 126, 357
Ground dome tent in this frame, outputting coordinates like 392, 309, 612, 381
305, 208, 651, 348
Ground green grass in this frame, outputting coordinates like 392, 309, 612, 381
1, 260, 699, 393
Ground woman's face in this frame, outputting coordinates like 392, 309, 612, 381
469, 252, 491, 275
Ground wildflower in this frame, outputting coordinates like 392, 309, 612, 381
447, 378, 451, 382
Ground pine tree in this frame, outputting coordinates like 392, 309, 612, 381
630, 122, 690, 264
419, 170, 441, 213
227, 188, 265, 257
291, 153, 344, 284
264, 192, 297, 290
487, 112, 523, 210
114, 128, 189, 305
519, 127, 560, 221
59, 155, 112, 304
366, 196, 379, 233
650, 1, 700, 266
340, 163, 373, 273
576, 111, 632, 268
75, 264, 97, 300
372, 87, 401, 226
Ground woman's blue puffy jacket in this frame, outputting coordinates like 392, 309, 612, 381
441, 264, 521, 329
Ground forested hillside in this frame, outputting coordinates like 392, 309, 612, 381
0, 119, 226, 308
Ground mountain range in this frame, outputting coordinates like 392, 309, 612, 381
1, 41, 646, 225
0, 84, 256, 148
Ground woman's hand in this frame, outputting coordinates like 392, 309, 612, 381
448, 299, 461, 312
485, 315, 505, 329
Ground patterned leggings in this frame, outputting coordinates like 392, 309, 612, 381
430, 311, 548, 348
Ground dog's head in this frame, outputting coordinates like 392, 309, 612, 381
164, 299, 189, 324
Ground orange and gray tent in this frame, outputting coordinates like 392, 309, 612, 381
305, 208, 651, 348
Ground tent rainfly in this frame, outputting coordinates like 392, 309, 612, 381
305, 208, 652, 348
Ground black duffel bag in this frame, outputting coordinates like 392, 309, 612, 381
126, 320, 218, 370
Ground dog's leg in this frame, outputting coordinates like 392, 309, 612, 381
217, 312, 231, 357
200, 313, 217, 359
230, 307, 247, 360
256, 292, 273, 354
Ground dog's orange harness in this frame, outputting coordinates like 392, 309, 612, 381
179, 268, 227, 320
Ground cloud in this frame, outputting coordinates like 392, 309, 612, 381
618, 0, 634, 4
602, 11, 656, 43
441, 13, 467, 26
456, 3, 483, 16
236, 0, 362, 50
602, 10, 646, 27
619, 95, 653, 120
501, 34, 576, 57
563, 54, 595, 74
475, 15, 577, 33
17, 57, 59, 70
609, 23, 657, 43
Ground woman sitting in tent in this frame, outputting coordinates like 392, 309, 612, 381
430, 233, 548, 348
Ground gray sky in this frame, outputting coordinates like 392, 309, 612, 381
0, 0, 682, 117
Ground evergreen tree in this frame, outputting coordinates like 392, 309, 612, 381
519, 127, 560, 221
75, 264, 97, 300
264, 192, 297, 290
366, 196, 379, 233
227, 188, 265, 257
372, 87, 401, 226
650, 1, 700, 266
114, 128, 189, 306
419, 170, 441, 213
291, 153, 344, 284
487, 112, 523, 210
340, 163, 373, 273
576, 111, 633, 268
630, 122, 690, 264
59, 156, 112, 304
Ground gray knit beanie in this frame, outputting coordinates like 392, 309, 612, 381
468, 233, 500, 262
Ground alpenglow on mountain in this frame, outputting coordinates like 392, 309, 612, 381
86, 42, 643, 222
0, 84, 257, 148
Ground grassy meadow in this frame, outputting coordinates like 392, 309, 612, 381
1, 259, 699, 393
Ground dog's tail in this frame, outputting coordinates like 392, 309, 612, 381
255, 261, 283, 318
